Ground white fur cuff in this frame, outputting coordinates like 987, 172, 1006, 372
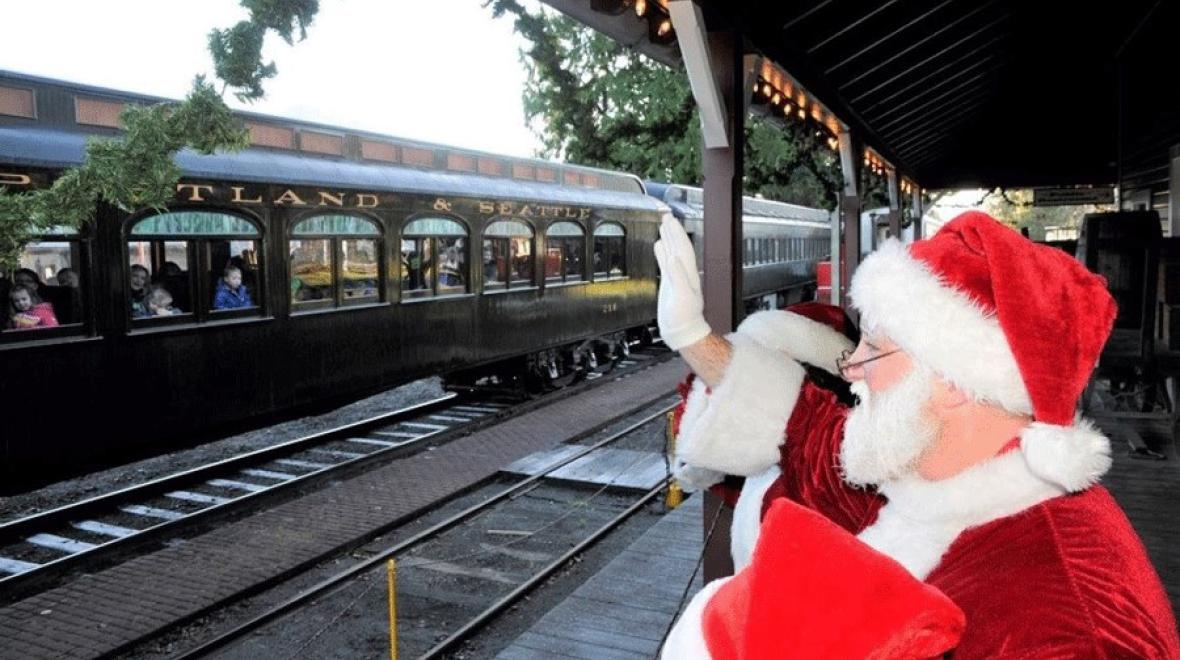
735, 309, 854, 376
676, 334, 805, 476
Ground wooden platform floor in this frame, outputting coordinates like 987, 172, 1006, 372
1092, 413, 1180, 615
494, 496, 704, 659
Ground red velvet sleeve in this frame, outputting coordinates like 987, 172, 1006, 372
773, 380, 884, 534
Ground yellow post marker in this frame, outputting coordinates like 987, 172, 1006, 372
665, 410, 684, 509
387, 558, 398, 660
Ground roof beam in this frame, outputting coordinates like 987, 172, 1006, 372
669, 0, 729, 148
839, 1, 1003, 90
850, 32, 1007, 105
824, 0, 958, 74
875, 68, 1000, 133
863, 58, 1006, 124
781, 1, 834, 32
807, 0, 903, 55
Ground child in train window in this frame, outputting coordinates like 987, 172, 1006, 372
146, 286, 183, 317
129, 264, 150, 318
7, 284, 58, 330
213, 265, 254, 310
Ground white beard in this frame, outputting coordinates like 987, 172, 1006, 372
840, 366, 939, 487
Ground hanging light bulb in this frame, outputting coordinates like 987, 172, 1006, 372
797, 107, 806, 120
771, 92, 781, 106
635, 0, 648, 17
762, 83, 772, 97
656, 18, 673, 37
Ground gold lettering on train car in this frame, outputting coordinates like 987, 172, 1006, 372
432, 198, 452, 212
176, 184, 214, 202
498, 202, 514, 215
356, 193, 379, 208
580, 208, 591, 220
230, 186, 264, 204
318, 191, 345, 207
564, 207, 579, 219
519, 204, 534, 217
274, 189, 308, 206
479, 201, 495, 215
0, 172, 32, 186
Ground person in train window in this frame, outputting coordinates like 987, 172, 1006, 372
54, 268, 79, 288
145, 286, 183, 317
46, 267, 82, 325
129, 264, 150, 318
439, 244, 463, 287
212, 265, 254, 310
7, 284, 58, 330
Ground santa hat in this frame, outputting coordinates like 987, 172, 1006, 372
850, 210, 1117, 492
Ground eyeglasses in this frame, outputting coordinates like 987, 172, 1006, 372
835, 348, 902, 380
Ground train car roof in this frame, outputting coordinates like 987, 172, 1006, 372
645, 181, 831, 226
0, 71, 666, 213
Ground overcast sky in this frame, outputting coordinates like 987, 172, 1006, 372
0, 0, 546, 157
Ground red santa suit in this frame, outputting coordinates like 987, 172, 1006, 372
665, 212, 1180, 658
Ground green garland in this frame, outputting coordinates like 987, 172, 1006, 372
0, 0, 319, 267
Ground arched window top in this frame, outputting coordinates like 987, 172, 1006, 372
132, 211, 259, 237
485, 220, 533, 238
594, 222, 625, 237
547, 221, 584, 237
292, 214, 380, 237
404, 217, 467, 237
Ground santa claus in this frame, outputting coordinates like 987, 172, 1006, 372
653, 210, 1180, 658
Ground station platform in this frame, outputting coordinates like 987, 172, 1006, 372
495, 494, 703, 660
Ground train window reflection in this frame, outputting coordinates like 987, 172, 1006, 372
545, 221, 585, 284
593, 223, 625, 278
290, 239, 334, 309
483, 220, 534, 291
402, 217, 468, 299
3, 239, 85, 334
291, 214, 383, 310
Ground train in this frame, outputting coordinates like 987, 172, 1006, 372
646, 181, 833, 312
0, 72, 831, 488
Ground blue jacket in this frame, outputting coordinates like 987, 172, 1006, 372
213, 280, 253, 310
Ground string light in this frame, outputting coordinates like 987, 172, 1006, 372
656, 18, 673, 37
635, 0, 648, 17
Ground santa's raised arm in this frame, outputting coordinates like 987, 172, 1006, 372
655, 211, 1180, 658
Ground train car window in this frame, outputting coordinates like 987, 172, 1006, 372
292, 214, 382, 309
128, 240, 193, 319
593, 222, 626, 278
129, 211, 263, 325
2, 230, 86, 337
208, 240, 260, 313
402, 217, 468, 298
483, 220, 534, 291
545, 221, 585, 284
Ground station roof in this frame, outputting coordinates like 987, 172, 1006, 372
544, 1, 1178, 192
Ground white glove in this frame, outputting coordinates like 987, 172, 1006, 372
672, 457, 725, 492
653, 212, 711, 350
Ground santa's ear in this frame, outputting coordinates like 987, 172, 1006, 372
930, 377, 970, 410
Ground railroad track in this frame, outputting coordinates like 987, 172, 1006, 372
170, 398, 679, 659
0, 346, 671, 601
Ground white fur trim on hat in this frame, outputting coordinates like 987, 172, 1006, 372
676, 334, 805, 476
1020, 419, 1112, 492
850, 239, 1033, 415
735, 310, 855, 376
